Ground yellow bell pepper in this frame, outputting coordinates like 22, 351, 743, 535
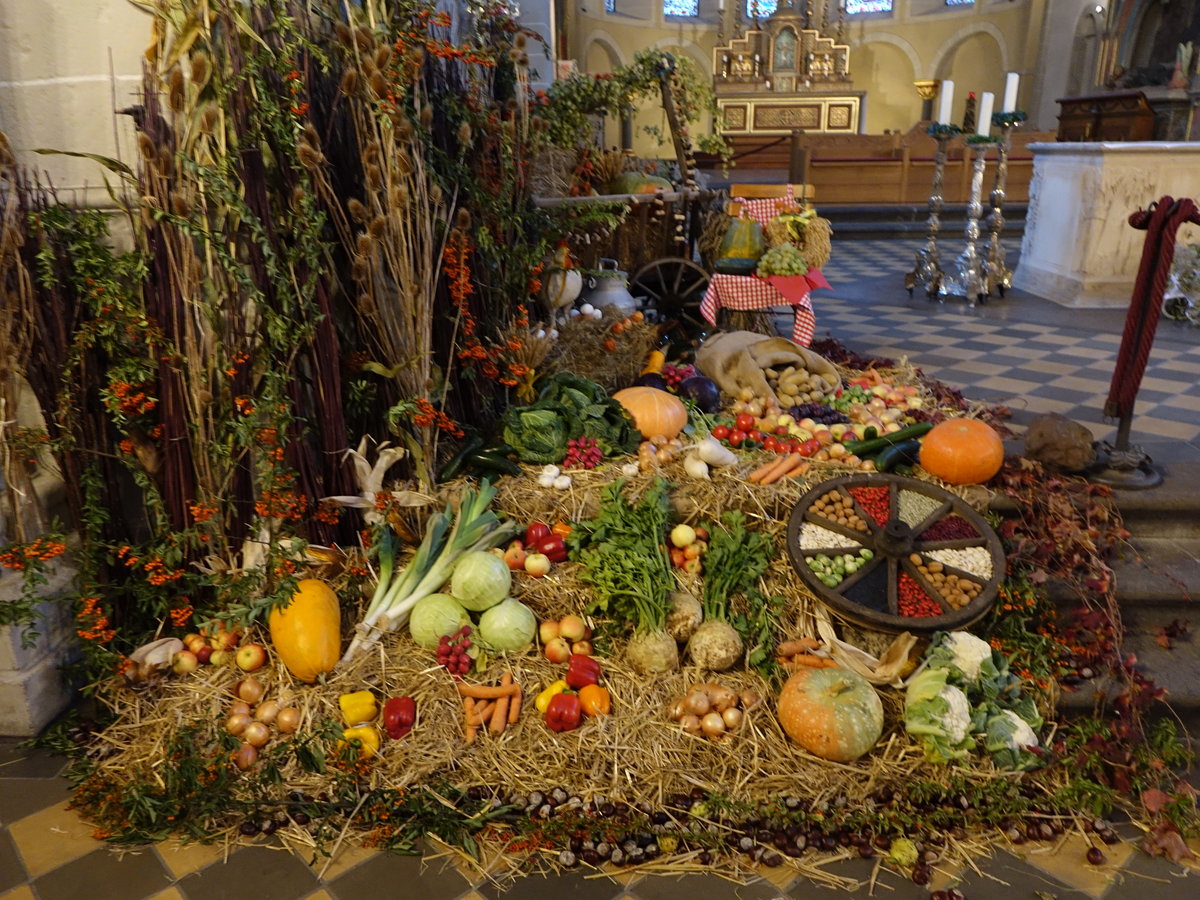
535, 679, 569, 714
338, 690, 378, 725
341, 724, 381, 760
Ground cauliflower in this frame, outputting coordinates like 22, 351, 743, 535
990, 709, 1038, 751
904, 668, 976, 763
937, 685, 972, 744
922, 631, 995, 682
982, 707, 1043, 770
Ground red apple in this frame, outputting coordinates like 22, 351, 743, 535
504, 540, 527, 571
571, 640, 594, 657
235, 642, 268, 672
558, 614, 586, 642
524, 553, 551, 577
543, 636, 571, 664
195, 645, 214, 665
206, 621, 242, 651
538, 619, 561, 644
171, 649, 199, 675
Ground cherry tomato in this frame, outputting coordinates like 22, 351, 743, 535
748, 430, 764, 445
711, 425, 730, 440
729, 429, 748, 446
763, 437, 779, 453
734, 413, 755, 432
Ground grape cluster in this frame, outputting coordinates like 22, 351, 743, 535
662, 363, 696, 389
788, 402, 850, 425
563, 436, 603, 469
436, 626, 473, 676
826, 384, 874, 412
755, 244, 809, 277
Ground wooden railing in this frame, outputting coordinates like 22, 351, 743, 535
697, 123, 1056, 205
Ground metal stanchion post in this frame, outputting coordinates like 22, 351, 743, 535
940, 136, 998, 305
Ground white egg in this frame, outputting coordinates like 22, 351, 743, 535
535, 329, 546, 339
580, 303, 595, 315
548, 329, 559, 340
569, 308, 581, 318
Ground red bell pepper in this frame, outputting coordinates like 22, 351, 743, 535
525, 521, 552, 547
382, 696, 417, 740
534, 534, 568, 563
565, 653, 602, 690
545, 691, 582, 732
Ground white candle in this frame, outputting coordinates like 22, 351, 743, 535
718, 0, 725, 10
1002, 72, 1019, 113
937, 80, 954, 125
976, 91, 994, 135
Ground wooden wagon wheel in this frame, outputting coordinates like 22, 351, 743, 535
630, 257, 710, 330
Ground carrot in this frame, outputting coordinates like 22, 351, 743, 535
508, 686, 523, 725
490, 673, 513, 735
777, 638, 823, 657
747, 456, 782, 483
782, 460, 811, 480
759, 453, 805, 485
457, 682, 521, 700
464, 698, 478, 743
468, 700, 496, 727
780, 653, 833, 669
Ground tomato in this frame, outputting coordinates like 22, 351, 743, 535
748, 430, 764, 445
800, 439, 822, 457
734, 413, 756, 432
729, 429, 748, 446
763, 437, 779, 453
711, 425, 730, 440
774, 426, 790, 436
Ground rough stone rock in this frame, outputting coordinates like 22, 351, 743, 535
1023, 412, 1098, 473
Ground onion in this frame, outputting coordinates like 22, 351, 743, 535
707, 686, 738, 713
254, 700, 280, 724
667, 698, 687, 721
229, 701, 251, 718
721, 707, 745, 731
683, 690, 711, 717
739, 690, 763, 711
700, 712, 726, 739
679, 714, 702, 736
276, 707, 301, 734
233, 742, 258, 771
235, 677, 265, 704
243, 721, 271, 748
225, 712, 251, 736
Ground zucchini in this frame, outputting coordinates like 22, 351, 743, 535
465, 451, 522, 478
843, 421, 933, 458
873, 438, 923, 473
437, 434, 486, 483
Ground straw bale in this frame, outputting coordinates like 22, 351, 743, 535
542, 307, 659, 393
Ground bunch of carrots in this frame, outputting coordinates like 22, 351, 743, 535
776, 637, 839, 669
747, 453, 811, 486
459, 672, 523, 742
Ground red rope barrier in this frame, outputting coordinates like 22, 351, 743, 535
1104, 196, 1200, 420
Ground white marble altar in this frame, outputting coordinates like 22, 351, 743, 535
1015, 142, 1200, 308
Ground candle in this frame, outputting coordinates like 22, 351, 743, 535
976, 91, 994, 135
718, 0, 725, 10
937, 80, 954, 125
1002, 72, 1019, 112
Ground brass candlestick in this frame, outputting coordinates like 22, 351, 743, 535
984, 110, 1026, 298
940, 136, 1000, 305
906, 123, 960, 300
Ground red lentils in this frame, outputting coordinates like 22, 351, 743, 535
898, 571, 943, 617
847, 486, 890, 526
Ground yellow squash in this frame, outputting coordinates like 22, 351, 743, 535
269, 579, 341, 682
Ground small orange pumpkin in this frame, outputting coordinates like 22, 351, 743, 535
776, 667, 883, 762
612, 386, 688, 439
918, 418, 1005, 485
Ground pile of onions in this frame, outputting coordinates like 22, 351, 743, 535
666, 681, 761, 742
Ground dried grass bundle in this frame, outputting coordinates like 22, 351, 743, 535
543, 308, 659, 393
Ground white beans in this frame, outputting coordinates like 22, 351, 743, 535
798, 521, 863, 551
925, 546, 993, 579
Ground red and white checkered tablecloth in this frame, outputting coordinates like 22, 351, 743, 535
700, 269, 830, 346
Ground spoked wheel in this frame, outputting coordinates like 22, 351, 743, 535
631, 258, 710, 332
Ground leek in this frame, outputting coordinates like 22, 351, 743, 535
341, 481, 516, 664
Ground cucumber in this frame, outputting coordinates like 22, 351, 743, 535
437, 434, 486, 482
465, 451, 522, 478
843, 421, 933, 458
873, 438, 923, 473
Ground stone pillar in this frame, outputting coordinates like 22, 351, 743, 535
517, 0, 556, 91
0, 561, 77, 736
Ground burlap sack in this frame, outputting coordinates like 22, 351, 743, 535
1023, 412, 1097, 473
695, 330, 842, 407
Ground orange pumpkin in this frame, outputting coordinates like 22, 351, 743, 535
918, 418, 1005, 485
776, 667, 883, 762
612, 386, 688, 439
